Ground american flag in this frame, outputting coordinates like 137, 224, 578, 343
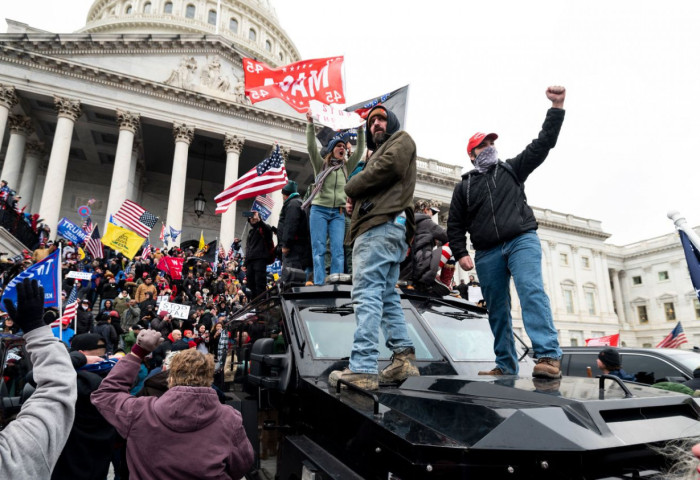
142, 240, 153, 259
86, 225, 104, 259
113, 200, 158, 238
51, 285, 79, 327
227, 243, 234, 261
82, 216, 93, 234
656, 322, 688, 349
215, 145, 287, 214
159, 223, 166, 242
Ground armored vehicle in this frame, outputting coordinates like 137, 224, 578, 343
224, 283, 700, 479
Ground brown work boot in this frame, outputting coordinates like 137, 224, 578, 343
328, 368, 378, 390
533, 358, 562, 379
478, 367, 505, 376
379, 347, 420, 383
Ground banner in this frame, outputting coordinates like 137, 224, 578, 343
159, 300, 191, 320
308, 100, 364, 131
157, 256, 184, 281
0, 250, 60, 311
66, 271, 93, 280
57, 217, 88, 244
585, 333, 620, 347
243, 56, 345, 112
101, 222, 146, 259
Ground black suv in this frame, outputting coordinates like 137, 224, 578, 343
224, 283, 700, 479
561, 346, 700, 384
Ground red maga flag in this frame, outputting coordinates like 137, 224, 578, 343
215, 145, 287, 214
243, 56, 345, 113
157, 256, 184, 281
585, 333, 619, 347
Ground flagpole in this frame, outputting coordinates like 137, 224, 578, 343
58, 243, 63, 342
668, 210, 700, 251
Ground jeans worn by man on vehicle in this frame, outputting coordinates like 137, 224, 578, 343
309, 205, 345, 285
474, 230, 561, 375
349, 219, 414, 374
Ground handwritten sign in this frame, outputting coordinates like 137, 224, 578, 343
309, 100, 364, 130
159, 301, 191, 320
66, 271, 93, 280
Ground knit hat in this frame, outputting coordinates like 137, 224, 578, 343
367, 106, 387, 126
598, 348, 621, 368
281, 180, 298, 195
70, 333, 106, 352
325, 131, 352, 156
158, 310, 168, 319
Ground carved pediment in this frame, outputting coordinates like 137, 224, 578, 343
163, 55, 248, 104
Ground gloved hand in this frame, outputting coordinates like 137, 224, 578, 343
3, 278, 45, 334
131, 329, 163, 359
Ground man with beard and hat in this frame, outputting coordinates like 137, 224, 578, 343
447, 86, 566, 379
329, 105, 419, 390
277, 180, 312, 283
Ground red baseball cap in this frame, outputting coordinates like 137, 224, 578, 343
467, 132, 498, 155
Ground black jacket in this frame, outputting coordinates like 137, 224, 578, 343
277, 193, 311, 266
245, 220, 274, 263
447, 108, 565, 257
76, 307, 94, 335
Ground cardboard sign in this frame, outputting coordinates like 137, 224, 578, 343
159, 300, 190, 320
309, 100, 364, 130
468, 286, 483, 303
66, 271, 93, 280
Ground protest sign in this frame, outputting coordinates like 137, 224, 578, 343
308, 100, 364, 130
66, 271, 93, 280
57, 218, 88, 244
159, 301, 191, 320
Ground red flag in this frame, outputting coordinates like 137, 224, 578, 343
585, 333, 619, 347
243, 56, 345, 113
157, 256, 184, 281
215, 145, 287, 214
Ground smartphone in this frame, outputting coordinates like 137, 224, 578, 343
241, 211, 255, 218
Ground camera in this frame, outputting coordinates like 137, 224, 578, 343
241, 211, 255, 218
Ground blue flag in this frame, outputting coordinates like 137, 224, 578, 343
1, 249, 61, 311
679, 230, 700, 301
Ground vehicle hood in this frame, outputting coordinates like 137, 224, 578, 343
363, 375, 700, 450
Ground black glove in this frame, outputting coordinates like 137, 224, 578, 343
3, 278, 46, 334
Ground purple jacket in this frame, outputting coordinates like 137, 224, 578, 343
91, 354, 253, 479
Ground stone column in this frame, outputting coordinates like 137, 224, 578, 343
166, 123, 194, 246
547, 241, 563, 314
1, 115, 33, 188
126, 145, 140, 203
18, 141, 44, 211
265, 145, 288, 229
0, 85, 18, 152
592, 250, 611, 315
570, 246, 585, 315
39, 96, 82, 238
104, 109, 140, 230
611, 269, 627, 325
219, 133, 244, 249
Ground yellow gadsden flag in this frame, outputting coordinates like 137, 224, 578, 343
101, 222, 146, 259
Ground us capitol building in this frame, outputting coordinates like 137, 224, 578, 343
0, 0, 698, 349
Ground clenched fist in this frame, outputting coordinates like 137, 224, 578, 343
546, 86, 566, 108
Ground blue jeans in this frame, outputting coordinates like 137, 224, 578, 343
474, 230, 561, 375
349, 219, 413, 374
309, 205, 345, 284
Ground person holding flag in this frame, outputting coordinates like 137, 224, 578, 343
303, 111, 365, 285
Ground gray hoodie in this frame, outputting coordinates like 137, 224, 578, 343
0, 326, 77, 479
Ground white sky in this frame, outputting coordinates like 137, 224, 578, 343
3, 0, 700, 245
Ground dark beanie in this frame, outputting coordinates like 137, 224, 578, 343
281, 180, 298, 195
71, 333, 106, 352
598, 348, 621, 368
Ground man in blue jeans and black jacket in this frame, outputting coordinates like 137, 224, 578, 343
447, 86, 566, 379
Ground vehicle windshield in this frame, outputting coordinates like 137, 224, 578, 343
297, 303, 440, 361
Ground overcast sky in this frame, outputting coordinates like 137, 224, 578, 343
3, 0, 699, 245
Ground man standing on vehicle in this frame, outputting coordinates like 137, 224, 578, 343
447, 86, 566, 379
329, 105, 419, 390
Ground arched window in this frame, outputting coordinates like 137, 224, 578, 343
265, 40, 272, 52
249, 28, 256, 42
125, 4, 133, 14
143, 2, 151, 13
164, 2, 173, 14
208, 10, 217, 25
229, 18, 238, 33
186, 4, 196, 19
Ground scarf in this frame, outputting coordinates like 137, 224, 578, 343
473, 146, 499, 173
301, 157, 345, 211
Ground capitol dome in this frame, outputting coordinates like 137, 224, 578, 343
79, 0, 300, 67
